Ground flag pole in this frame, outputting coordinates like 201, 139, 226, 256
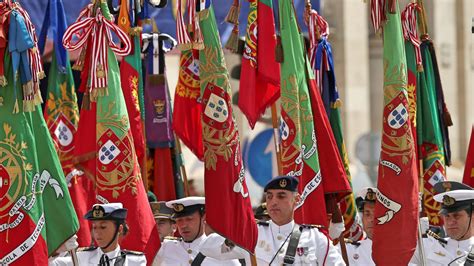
141, 121, 149, 190
416, 0, 428, 37
271, 103, 283, 175
174, 134, 190, 196
418, 159, 427, 265
69, 250, 79, 266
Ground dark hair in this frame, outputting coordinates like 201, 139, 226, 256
117, 221, 129, 236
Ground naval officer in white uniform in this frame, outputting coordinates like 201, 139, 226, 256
410, 181, 474, 265
49, 203, 146, 266
199, 175, 345, 265
153, 197, 243, 265
341, 187, 378, 266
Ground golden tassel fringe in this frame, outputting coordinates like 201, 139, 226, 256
331, 99, 343, 109
225, 26, 239, 53
12, 99, 19, 114
225, 5, 240, 25
0, 76, 7, 87
178, 42, 193, 51
416, 63, 424, 72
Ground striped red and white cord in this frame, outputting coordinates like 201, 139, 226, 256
371, 0, 386, 34
176, 0, 191, 48
63, 9, 131, 93
306, 9, 329, 81
402, 3, 423, 68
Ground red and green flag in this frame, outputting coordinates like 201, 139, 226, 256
0, 3, 79, 264
117, 3, 147, 174
462, 127, 474, 187
238, 0, 280, 128
63, 2, 160, 262
418, 36, 453, 225
40, 0, 95, 247
307, 10, 356, 237
371, 1, 418, 264
279, 0, 329, 227
172, 48, 204, 160
198, 3, 258, 253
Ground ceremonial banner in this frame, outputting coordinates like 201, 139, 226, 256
172, 49, 204, 160
279, 0, 328, 226
1, 3, 78, 263
371, 1, 418, 264
63, 3, 160, 262
41, 0, 94, 246
238, 0, 280, 128
462, 127, 474, 187
118, 2, 146, 171
402, 2, 446, 226
198, 3, 257, 252
307, 11, 360, 239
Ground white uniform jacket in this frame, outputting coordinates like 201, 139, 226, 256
339, 238, 375, 266
410, 236, 474, 265
200, 220, 345, 265
49, 245, 146, 266
153, 234, 242, 265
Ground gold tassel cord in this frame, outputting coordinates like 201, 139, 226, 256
225, 24, 239, 53
224, 3, 240, 25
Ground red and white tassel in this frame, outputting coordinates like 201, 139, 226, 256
63, 9, 131, 100
176, 0, 192, 50
371, 0, 387, 35
402, 3, 423, 71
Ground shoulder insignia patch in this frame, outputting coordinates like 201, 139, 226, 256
122, 250, 145, 256
164, 236, 182, 241
77, 246, 98, 252
257, 220, 269, 226
300, 224, 324, 229
345, 239, 361, 247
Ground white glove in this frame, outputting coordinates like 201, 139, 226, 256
419, 217, 429, 234
57, 235, 79, 253
329, 221, 345, 240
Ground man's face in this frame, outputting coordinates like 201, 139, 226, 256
174, 211, 204, 242
265, 189, 298, 226
362, 202, 375, 239
155, 218, 176, 241
443, 210, 473, 240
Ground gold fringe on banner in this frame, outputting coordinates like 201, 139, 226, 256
224, 4, 240, 25
225, 24, 239, 53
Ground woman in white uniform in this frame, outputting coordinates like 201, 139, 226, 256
49, 203, 146, 266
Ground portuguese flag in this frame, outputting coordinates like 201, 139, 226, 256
63, 2, 160, 262
198, 3, 258, 253
41, 0, 94, 246
0, 13, 78, 266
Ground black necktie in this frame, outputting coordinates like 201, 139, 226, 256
99, 254, 110, 266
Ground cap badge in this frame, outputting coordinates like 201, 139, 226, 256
366, 189, 376, 201
442, 195, 455, 206
442, 182, 452, 192
173, 203, 185, 212
279, 179, 287, 188
92, 206, 104, 218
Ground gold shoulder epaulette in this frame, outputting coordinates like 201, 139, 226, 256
77, 246, 97, 252
426, 230, 448, 245
122, 250, 144, 256
257, 220, 270, 226
164, 236, 182, 241
344, 238, 361, 246
300, 224, 325, 229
